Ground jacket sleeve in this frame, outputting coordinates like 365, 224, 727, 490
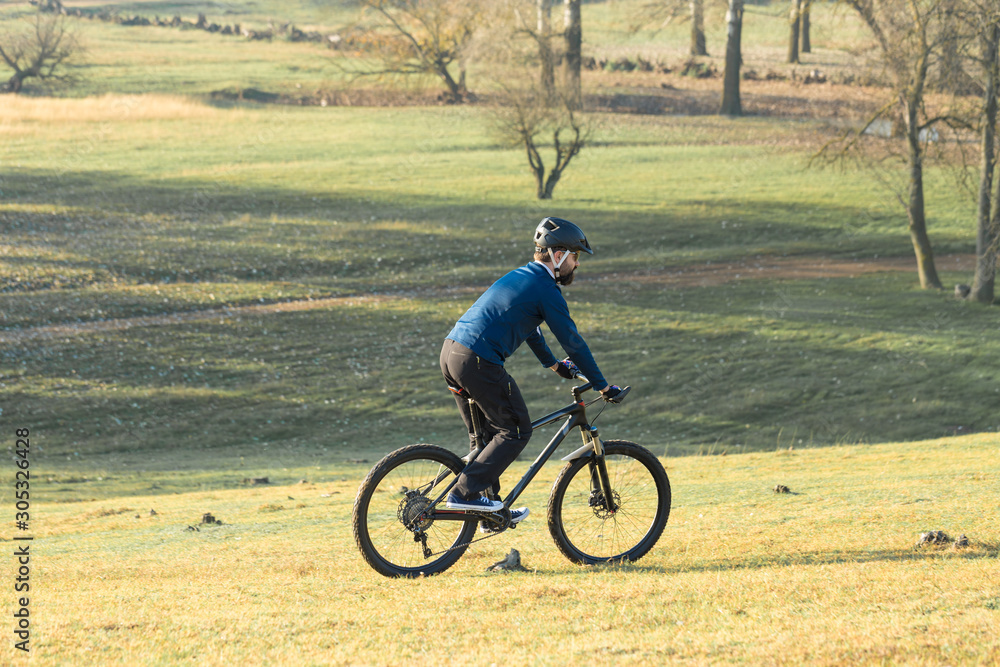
540, 291, 608, 390
526, 326, 558, 368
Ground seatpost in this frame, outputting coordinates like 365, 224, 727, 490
467, 397, 487, 449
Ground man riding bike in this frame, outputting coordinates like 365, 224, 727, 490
439, 217, 623, 523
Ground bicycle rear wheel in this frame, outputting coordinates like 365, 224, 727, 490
547, 440, 670, 565
353, 444, 476, 578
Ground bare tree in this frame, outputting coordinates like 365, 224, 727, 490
0, 13, 83, 94
691, 0, 708, 56
719, 0, 743, 116
354, 0, 483, 103
490, 84, 588, 199
562, 0, 582, 110
801, 0, 812, 53
630, 0, 708, 57
788, 0, 802, 64
482, 2, 588, 198
537, 0, 557, 101
508, 0, 560, 102
838, 0, 964, 289
969, 5, 1000, 303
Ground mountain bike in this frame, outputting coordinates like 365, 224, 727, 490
352, 374, 671, 578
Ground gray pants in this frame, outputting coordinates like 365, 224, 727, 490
439, 339, 532, 500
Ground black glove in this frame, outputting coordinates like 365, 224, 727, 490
554, 358, 579, 379
601, 385, 624, 403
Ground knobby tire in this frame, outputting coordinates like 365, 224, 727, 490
547, 440, 670, 565
353, 444, 476, 578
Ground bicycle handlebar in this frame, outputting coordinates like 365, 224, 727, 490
571, 372, 631, 405
606, 385, 631, 404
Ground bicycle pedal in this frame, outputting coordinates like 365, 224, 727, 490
478, 515, 509, 534
478, 524, 509, 534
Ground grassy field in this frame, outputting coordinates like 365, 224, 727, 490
12, 436, 1000, 664
0, 94, 988, 462
1, 0, 998, 663
1, 0, 874, 98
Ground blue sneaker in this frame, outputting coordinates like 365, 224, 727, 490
445, 493, 504, 512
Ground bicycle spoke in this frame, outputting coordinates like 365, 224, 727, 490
354, 445, 477, 577
374, 463, 455, 561
548, 441, 670, 565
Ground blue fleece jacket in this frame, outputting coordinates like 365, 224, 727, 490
446, 262, 607, 389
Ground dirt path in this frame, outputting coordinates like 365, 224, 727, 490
0, 254, 974, 345
610, 253, 973, 288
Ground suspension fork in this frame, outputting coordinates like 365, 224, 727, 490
582, 426, 618, 514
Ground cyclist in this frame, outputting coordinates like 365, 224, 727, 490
439, 217, 623, 522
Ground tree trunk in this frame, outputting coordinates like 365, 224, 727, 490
800, 0, 811, 53
541, 125, 582, 198
538, 0, 556, 103
719, 0, 743, 116
544, 130, 565, 198
526, 139, 548, 199
971, 21, 1000, 303
991, 134, 1000, 298
690, 0, 707, 57
4, 71, 24, 93
903, 92, 942, 289
788, 0, 801, 64
541, 173, 559, 198
563, 0, 582, 110
936, 0, 961, 94
437, 66, 466, 103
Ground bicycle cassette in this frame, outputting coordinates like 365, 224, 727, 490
397, 494, 434, 531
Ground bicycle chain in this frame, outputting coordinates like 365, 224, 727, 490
417, 513, 511, 558
422, 526, 505, 558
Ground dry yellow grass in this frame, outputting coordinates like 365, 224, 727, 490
11, 434, 998, 665
0, 93, 231, 125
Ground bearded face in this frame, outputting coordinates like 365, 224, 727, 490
556, 269, 575, 286
555, 250, 579, 286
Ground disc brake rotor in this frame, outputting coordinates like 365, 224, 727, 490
589, 489, 621, 520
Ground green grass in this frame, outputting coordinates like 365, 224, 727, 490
2, 0, 874, 98
5, 267, 997, 466
0, 95, 985, 462
1, 1, 358, 97
70, 0, 359, 26
587, 0, 869, 63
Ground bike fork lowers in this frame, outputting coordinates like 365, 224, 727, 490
582, 426, 618, 514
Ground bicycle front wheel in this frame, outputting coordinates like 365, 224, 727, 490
353, 444, 476, 578
548, 439, 670, 565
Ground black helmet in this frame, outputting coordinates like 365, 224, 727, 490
533, 217, 593, 255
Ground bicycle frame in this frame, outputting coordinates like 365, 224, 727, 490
427, 381, 616, 524
353, 375, 665, 575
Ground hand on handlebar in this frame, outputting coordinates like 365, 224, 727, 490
552, 358, 580, 380
552, 360, 628, 403
601, 385, 627, 403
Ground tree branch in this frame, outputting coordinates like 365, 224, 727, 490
919, 114, 973, 132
